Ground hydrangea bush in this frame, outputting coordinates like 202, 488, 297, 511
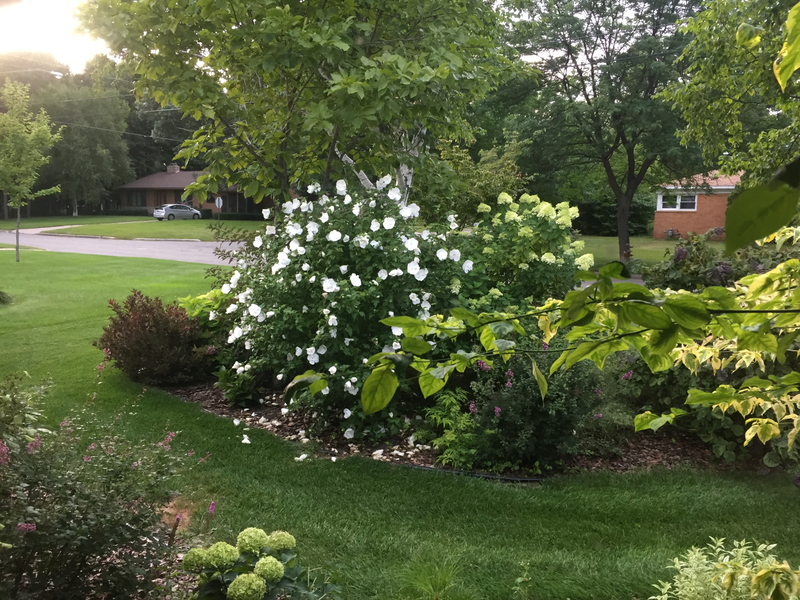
183, 527, 341, 600
464, 192, 594, 309
214, 178, 478, 416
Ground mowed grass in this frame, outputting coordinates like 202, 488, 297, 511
1, 252, 799, 600
580, 235, 725, 267
0, 215, 151, 230
51, 219, 264, 241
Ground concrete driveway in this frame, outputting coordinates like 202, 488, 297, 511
0, 228, 233, 266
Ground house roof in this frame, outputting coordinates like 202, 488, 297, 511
661, 170, 742, 191
120, 171, 204, 190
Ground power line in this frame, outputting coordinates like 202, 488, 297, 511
51, 120, 187, 143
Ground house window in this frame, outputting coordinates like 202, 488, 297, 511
129, 191, 146, 207
658, 194, 696, 211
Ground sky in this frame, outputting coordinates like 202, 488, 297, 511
0, 0, 108, 74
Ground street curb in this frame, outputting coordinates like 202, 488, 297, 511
39, 233, 113, 239
133, 238, 203, 242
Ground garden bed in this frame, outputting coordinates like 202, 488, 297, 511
167, 382, 768, 477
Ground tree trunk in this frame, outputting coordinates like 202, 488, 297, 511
2, 191, 7, 221
16, 204, 21, 263
616, 192, 633, 262
72, 198, 78, 217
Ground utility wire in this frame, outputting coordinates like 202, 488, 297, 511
51, 120, 187, 143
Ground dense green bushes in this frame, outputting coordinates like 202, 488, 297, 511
0, 375, 189, 598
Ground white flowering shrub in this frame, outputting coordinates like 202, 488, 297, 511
464, 192, 594, 309
215, 178, 477, 414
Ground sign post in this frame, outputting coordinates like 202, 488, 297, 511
215, 196, 223, 222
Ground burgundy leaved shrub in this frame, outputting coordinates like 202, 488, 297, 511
95, 289, 211, 385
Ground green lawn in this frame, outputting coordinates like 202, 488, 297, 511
50, 219, 264, 241
0, 215, 151, 230
1, 251, 798, 600
580, 235, 725, 267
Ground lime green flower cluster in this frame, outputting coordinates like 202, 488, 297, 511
227, 573, 267, 600
207, 542, 240, 571
466, 192, 593, 309
266, 530, 296, 550
254, 556, 285, 582
182, 547, 208, 573
237, 527, 270, 555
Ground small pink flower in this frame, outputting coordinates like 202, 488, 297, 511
494, 406, 502, 416
96, 363, 105, 372
595, 388, 602, 396
594, 413, 603, 419
622, 371, 633, 380
83, 455, 91, 462
209, 501, 215, 515
27, 435, 42, 455
469, 402, 476, 413
187, 450, 195, 457
60, 419, 69, 428
87, 443, 97, 451
504, 369, 514, 379
542, 342, 549, 350
17, 522, 36, 534
0, 440, 10, 465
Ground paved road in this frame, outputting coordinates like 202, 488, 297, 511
0, 229, 232, 265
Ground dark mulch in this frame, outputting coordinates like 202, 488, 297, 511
166, 382, 772, 478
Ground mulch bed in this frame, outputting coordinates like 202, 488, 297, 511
166, 382, 771, 478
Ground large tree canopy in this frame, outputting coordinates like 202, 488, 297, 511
79, 0, 509, 202
662, 0, 799, 186
503, 0, 703, 260
34, 79, 133, 216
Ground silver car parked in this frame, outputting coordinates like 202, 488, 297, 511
153, 204, 202, 221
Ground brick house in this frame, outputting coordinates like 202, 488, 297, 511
653, 172, 741, 240
118, 164, 262, 216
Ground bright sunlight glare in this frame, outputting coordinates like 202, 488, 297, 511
0, 0, 108, 74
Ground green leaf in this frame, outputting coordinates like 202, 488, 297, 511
493, 339, 516, 352
662, 295, 711, 329
419, 371, 447, 398
309, 377, 328, 395
449, 307, 478, 324
381, 316, 426, 328
598, 261, 631, 279
640, 346, 674, 372
736, 23, 763, 49
564, 340, 602, 370
284, 370, 321, 398
478, 325, 496, 352
573, 270, 597, 281
774, 2, 800, 90
488, 320, 515, 337
531, 358, 548, 400
738, 330, 778, 354
725, 183, 800, 253
549, 350, 569, 376
361, 365, 398, 415
618, 301, 673, 330
648, 324, 682, 354
401, 337, 432, 355
430, 363, 457, 380
685, 385, 739, 406
762, 451, 781, 468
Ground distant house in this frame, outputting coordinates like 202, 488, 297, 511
118, 164, 263, 216
652, 171, 741, 240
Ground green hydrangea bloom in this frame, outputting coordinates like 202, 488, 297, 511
266, 531, 296, 551
182, 547, 208, 573
497, 192, 513, 205
254, 556, 285, 582
477, 202, 492, 213
519, 193, 539, 205
206, 541, 240, 572
237, 527, 269, 555
227, 573, 267, 600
